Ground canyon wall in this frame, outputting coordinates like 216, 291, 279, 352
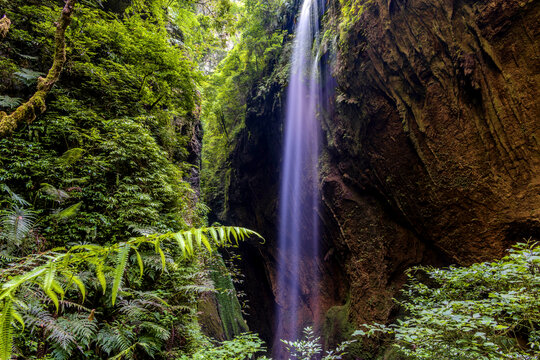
217, 0, 540, 350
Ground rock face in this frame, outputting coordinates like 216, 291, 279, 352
220, 0, 540, 348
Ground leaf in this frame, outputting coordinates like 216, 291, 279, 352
111, 244, 130, 306
0, 299, 14, 360
0, 95, 23, 110
14, 68, 45, 86
0, 266, 48, 301
56, 148, 85, 167
184, 231, 193, 256
156, 245, 166, 273
96, 262, 107, 295
200, 233, 212, 252
173, 233, 186, 257
11, 309, 24, 331
43, 263, 56, 291
64, 273, 86, 302
208, 227, 218, 243
44, 287, 59, 312
40, 183, 70, 203
54, 202, 82, 220
133, 249, 144, 278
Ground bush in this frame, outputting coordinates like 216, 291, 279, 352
359, 242, 540, 359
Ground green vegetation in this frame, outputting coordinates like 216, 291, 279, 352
0, 0, 272, 358
358, 242, 540, 360
200, 0, 290, 214
1, 0, 538, 359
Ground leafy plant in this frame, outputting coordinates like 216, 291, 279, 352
357, 241, 540, 360
0, 96, 23, 110
180, 332, 269, 360
0, 226, 262, 360
282, 326, 357, 360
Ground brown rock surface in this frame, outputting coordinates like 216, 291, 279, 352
324, 0, 540, 328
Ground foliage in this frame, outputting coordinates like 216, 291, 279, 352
357, 242, 540, 360
209, 255, 249, 339
0, 0, 287, 358
0, 225, 261, 360
180, 332, 269, 360
0, 0, 205, 247
200, 0, 289, 213
281, 326, 357, 360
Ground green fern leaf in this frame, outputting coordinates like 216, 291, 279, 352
173, 233, 186, 257
200, 233, 212, 252
218, 227, 226, 243
43, 263, 56, 291
133, 249, 144, 278
14, 68, 45, 86
0, 299, 14, 360
54, 202, 82, 220
44, 287, 59, 312
11, 309, 24, 331
62, 272, 86, 302
96, 262, 107, 295
111, 244, 130, 306
208, 227, 218, 243
51, 279, 65, 301
156, 245, 166, 273
56, 148, 85, 167
184, 231, 193, 256
0, 265, 48, 301
0, 95, 23, 110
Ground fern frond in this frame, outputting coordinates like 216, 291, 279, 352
0, 95, 23, 110
14, 68, 45, 86
54, 202, 82, 220
0, 185, 28, 207
1, 205, 36, 243
56, 148, 85, 167
140, 321, 170, 341
178, 284, 215, 294
0, 299, 14, 360
111, 244, 130, 306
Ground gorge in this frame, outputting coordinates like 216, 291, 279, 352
215, 0, 540, 354
0, 0, 538, 359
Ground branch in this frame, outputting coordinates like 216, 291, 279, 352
0, 15, 10, 39
0, 0, 77, 137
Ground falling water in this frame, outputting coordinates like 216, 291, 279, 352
274, 0, 322, 351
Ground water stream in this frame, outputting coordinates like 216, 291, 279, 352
274, 0, 322, 350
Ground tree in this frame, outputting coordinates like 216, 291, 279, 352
0, 0, 76, 136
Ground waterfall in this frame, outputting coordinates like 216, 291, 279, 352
274, 0, 322, 350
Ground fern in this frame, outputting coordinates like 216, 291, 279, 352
0, 226, 262, 360
13, 68, 45, 86
0, 205, 36, 243
111, 243, 131, 306
0, 95, 23, 110
53, 202, 82, 220
56, 148, 85, 167
0, 300, 13, 360
40, 183, 70, 203
0, 185, 29, 207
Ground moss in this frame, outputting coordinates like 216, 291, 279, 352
210, 256, 249, 340
322, 303, 354, 349
198, 292, 227, 341
322, 301, 376, 359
